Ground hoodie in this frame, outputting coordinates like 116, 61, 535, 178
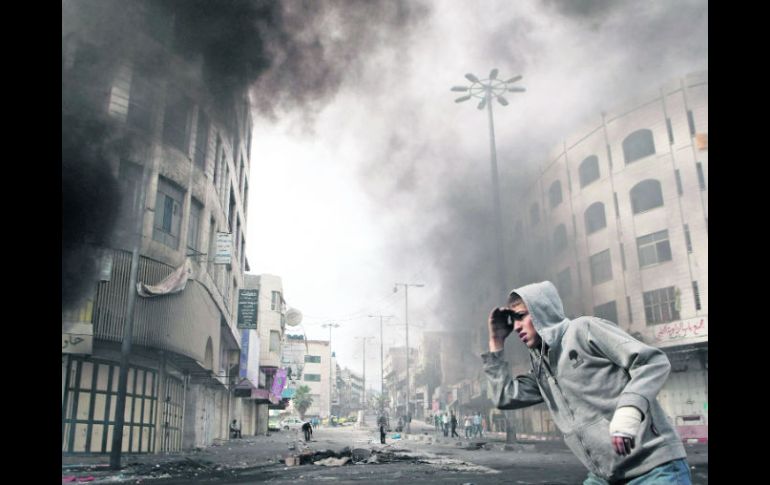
481, 281, 686, 481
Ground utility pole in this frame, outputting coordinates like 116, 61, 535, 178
110, 165, 150, 470
393, 283, 425, 434
368, 314, 393, 417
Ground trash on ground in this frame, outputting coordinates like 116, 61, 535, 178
314, 456, 351, 467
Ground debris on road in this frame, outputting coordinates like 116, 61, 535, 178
314, 456, 351, 467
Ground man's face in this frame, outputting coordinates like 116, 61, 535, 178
509, 301, 541, 349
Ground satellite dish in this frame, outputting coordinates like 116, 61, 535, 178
285, 307, 303, 327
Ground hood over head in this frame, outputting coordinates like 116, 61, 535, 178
510, 281, 570, 348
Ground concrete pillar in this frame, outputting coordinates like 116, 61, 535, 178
256, 404, 269, 436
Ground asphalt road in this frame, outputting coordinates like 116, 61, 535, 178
148, 423, 707, 485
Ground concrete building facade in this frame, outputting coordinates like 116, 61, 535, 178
281, 337, 335, 419
503, 71, 708, 440
62, 1, 254, 454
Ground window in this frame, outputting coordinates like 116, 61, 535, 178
271, 291, 282, 311
207, 218, 216, 272
687, 110, 696, 136
304, 374, 321, 382
241, 236, 246, 273
221, 164, 230, 207
152, 177, 184, 248
684, 225, 693, 253
637, 230, 672, 268
553, 224, 568, 254
626, 296, 633, 323
585, 202, 607, 234
232, 278, 238, 317
304, 355, 322, 364
193, 111, 209, 170
692, 281, 702, 311
118, 161, 144, 227
594, 301, 618, 323
579, 155, 600, 187
556, 267, 572, 297
675, 170, 683, 195
590, 249, 612, 285
622, 129, 655, 164
696, 162, 706, 190
613, 193, 619, 218
549, 181, 563, 208
187, 199, 202, 252
213, 135, 222, 184
228, 190, 237, 233
269, 330, 281, 352
530, 203, 540, 226
127, 71, 154, 131
630, 179, 664, 214
239, 156, 246, 194
666, 118, 674, 145
162, 93, 192, 152
643, 286, 680, 325
243, 180, 249, 217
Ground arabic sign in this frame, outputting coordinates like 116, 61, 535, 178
237, 289, 258, 329
653, 317, 708, 343
62, 323, 93, 354
214, 232, 232, 264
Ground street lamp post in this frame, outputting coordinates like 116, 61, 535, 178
321, 323, 340, 421
393, 283, 424, 434
451, 69, 525, 292
452, 69, 525, 444
368, 314, 393, 417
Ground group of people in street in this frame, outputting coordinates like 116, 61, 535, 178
430, 411, 486, 439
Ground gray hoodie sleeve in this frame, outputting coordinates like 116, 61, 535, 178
481, 350, 544, 410
584, 319, 671, 418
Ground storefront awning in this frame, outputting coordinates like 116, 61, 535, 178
234, 378, 258, 398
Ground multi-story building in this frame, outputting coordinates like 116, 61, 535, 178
502, 71, 708, 440
336, 367, 364, 416
62, 1, 253, 453
280, 337, 335, 419
234, 274, 289, 435
383, 346, 419, 418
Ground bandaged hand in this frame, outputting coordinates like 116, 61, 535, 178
609, 406, 642, 456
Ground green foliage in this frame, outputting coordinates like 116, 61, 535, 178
292, 385, 313, 419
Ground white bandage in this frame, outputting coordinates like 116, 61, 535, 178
609, 406, 642, 437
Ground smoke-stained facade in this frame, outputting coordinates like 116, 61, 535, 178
62, 0, 254, 453
500, 71, 708, 440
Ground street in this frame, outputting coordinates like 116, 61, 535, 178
62, 420, 708, 484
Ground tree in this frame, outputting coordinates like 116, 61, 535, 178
370, 393, 388, 413
292, 385, 313, 419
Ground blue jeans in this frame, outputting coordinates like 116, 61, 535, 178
583, 459, 692, 485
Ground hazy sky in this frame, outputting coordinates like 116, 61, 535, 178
244, 0, 708, 387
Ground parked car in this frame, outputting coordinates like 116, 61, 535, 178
280, 417, 305, 430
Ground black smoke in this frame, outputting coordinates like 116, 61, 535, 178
61, 109, 121, 311
62, 0, 430, 309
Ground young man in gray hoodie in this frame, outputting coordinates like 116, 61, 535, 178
482, 281, 691, 484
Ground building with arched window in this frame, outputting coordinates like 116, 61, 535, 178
62, 1, 262, 454
501, 71, 708, 442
